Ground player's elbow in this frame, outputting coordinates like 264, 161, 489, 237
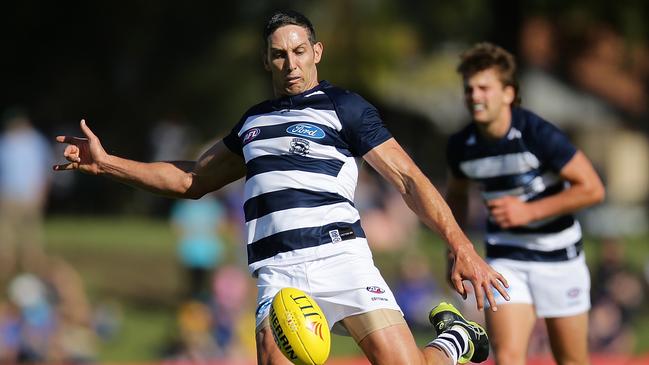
397, 168, 419, 196
583, 178, 605, 206
591, 181, 606, 205
178, 173, 205, 200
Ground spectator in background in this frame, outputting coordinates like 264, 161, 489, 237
569, 24, 648, 119
592, 238, 645, 320
0, 109, 52, 282
144, 116, 197, 217
44, 256, 97, 363
170, 194, 227, 300
0, 300, 21, 363
355, 166, 419, 251
2, 257, 97, 364
209, 264, 254, 358
589, 238, 644, 354
589, 298, 635, 354
149, 116, 195, 163
7, 273, 56, 362
393, 253, 443, 331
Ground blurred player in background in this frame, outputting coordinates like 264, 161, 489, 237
54, 10, 509, 365
445, 42, 605, 365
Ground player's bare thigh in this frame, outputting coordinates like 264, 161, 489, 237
485, 303, 537, 365
342, 309, 448, 365
545, 312, 590, 365
255, 309, 413, 365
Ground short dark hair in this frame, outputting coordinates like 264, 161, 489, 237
263, 10, 316, 48
458, 42, 521, 106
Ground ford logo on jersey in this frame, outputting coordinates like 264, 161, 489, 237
286, 123, 325, 139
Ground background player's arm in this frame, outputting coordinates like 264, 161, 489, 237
488, 151, 605, 228
363, 137, 509, 310
54, 119, 246, 199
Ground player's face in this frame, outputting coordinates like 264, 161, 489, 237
264, 25, 323, 97
463, 67, 515, 126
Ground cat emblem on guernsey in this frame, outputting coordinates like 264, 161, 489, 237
286, 123, 325, 139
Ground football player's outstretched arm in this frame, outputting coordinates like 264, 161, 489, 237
363, 138, 509, 311
54, 119, 246, 199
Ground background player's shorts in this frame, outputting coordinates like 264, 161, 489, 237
487, 253, 591, 317
254, 240, 402, 336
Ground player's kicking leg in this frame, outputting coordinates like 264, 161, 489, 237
429, 302, 490, 364
344, 305, 489, 365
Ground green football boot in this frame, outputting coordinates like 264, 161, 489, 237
429, 302, 489, 363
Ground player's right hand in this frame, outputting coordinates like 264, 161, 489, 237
53, 119, 107, 175
450, 243, 509, 312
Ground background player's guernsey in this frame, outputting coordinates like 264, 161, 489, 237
447, 107, 583, 258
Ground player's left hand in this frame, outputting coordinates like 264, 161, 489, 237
487, 195, 535, 228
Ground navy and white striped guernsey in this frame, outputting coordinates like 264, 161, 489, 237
447, 107, 582, 258
223, 81, 392, 273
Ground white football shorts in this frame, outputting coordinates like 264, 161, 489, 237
254, 239, 402, 336
487, 253, 591, 317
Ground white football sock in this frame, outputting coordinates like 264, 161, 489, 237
427, 327, 470, 363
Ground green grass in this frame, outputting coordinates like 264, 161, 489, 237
41, 215, 649, 360
98, 306, 177, 362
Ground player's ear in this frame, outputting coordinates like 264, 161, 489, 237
313, 42, 323, 64
503, 85, 515, 105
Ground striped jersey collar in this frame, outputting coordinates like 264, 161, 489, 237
270, 80, 330, 110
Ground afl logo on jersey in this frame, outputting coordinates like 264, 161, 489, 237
366, 286, 385, 294
242, 128, 261, 144
286, 123, 325, 139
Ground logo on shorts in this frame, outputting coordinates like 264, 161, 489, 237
243, 128, 261, 144
366, 286, 385, 294
567, 287, 581, 298
329, 229, 342, 243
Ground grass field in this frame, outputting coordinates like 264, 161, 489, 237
42, 215, 649, 361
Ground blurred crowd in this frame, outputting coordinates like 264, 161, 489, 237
0, 109, 99, 363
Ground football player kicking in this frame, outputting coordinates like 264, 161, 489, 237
54, 10, 509, 365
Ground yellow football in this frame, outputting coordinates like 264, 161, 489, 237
269, 287, 331, 365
